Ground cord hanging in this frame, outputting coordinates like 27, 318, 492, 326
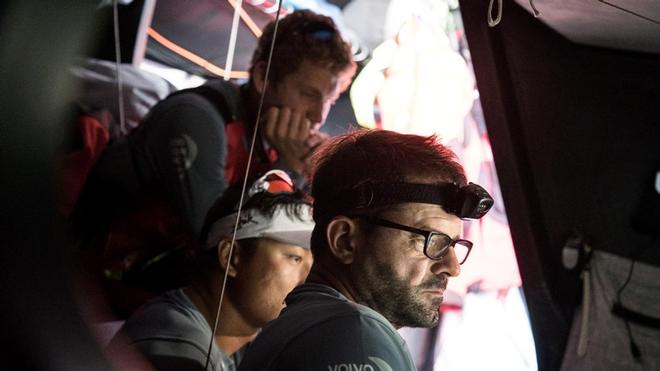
576, 243, 592, 357
529, 0, 541, 18
597, 0, 660, 27
488, 0, 541, 28
224, 0, 245, 81
204, 0, 285, 368
487, 0, 503, 27
112, 0, 127, 135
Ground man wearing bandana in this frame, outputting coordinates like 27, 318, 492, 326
108, 171, 314, 371
238, 130, 494, 371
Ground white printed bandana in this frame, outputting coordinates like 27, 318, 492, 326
206, 204, 314, 249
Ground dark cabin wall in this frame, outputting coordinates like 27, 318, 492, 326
89, 0, 148, 64
459, 1, 660, 370
1, 2, 114, 369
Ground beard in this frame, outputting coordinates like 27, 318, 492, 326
352, 257, 447, 328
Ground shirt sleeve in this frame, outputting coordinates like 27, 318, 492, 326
271, 314, 417, 371
135, 339, 206, 370
133, 337, 241, 371
129, 93, 229, 240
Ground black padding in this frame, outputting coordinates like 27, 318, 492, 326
314, 182, 493, 220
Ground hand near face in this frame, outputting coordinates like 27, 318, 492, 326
263, 106, 328, 175
297, 129, 330, 175
306, 129, 329, 149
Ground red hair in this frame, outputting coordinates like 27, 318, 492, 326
309, 129, 467, 255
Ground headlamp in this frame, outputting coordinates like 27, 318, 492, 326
313, 181, 494, 220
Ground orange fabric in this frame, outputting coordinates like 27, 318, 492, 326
226, 0, 264, 37
224, 120, 276, 185
147, 27, 249, 80
58, 115, 110, 217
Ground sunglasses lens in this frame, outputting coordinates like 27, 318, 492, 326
303, 22, 336, 41
247, 170, 295, 198
264, 171, 294, 193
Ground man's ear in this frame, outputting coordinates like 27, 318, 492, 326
252, 61, 268, 95
338, 61, 357, 94
217, 239, 241, 277
326, 216, 361, 264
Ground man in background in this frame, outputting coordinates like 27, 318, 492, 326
108, 170, 314, 370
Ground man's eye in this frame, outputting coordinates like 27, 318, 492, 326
288, 255, 303, 263
409, 237, 425, 247
301, 90, 317, 98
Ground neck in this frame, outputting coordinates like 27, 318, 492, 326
306, 260, 359, 303
242, 82, 261, 130
241, 82, 270, 156
185, 276, 258, 356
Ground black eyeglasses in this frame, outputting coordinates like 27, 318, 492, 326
358, 215, 473, 265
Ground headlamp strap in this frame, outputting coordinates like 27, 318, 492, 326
315, 181, 493, 220
353, 182, 458, 209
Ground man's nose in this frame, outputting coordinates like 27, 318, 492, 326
298, 255, 314, 284
307, 99, 333, 126
430, 247, 461, 278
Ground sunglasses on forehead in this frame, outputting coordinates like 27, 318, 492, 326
246, 169, 295, 198
299, 21, 337, 41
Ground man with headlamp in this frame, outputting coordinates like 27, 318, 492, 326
238, 130, 494, 371
108, 170, 314, 371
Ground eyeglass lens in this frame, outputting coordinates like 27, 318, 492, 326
427, 234, 471, 264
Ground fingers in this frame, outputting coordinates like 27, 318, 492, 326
295, 113, 311, 141
306, 130, 329, 148
281, 109, 310, 141
262, 106, 317, 175
275, 107, 291, 139
266, 107, 311, 142
264, 106, 280, 140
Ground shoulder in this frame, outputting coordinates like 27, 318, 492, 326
124, 290, 204, 332
111, 290, 225, 370
165, 80, 242, 118
142, 80, 241, 124
238, 286, 415, 371
118, 289, 210, 350
282, 312, 414, 371
287, 307, 407, 353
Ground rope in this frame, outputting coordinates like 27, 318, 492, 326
576, 243, 592, 357
224, 0, 245, 81
577, 267, 590, 356
597, 0, 660, 27
203, 0, 284, 368
112, 0, 127, 134
488, 0, 542, 28
487, 0, 503, 27
529, 0, 541, 18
